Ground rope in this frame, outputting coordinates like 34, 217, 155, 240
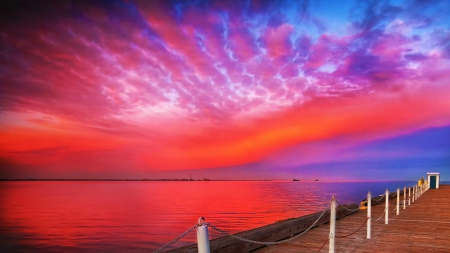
153, 224, 198, 253
208, 199, 332, 245
316, 238, 329, 253
373, 195, 385, 201
335, 199, 360, 212
390, 206, 397, 213
315, 199, 366, 251
336, 217, 370, 238
373, 208, 386, 222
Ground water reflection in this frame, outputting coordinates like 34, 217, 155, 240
0, 181, 414, 252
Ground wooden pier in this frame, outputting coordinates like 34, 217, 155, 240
256, 185, 450, 252
162, 183, 449, 253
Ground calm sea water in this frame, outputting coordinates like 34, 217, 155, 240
0, 180, 417, 252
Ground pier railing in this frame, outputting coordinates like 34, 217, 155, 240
154, 178, 429, 253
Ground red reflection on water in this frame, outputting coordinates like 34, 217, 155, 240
0, 181, 328, 251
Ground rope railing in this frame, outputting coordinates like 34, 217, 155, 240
154, 177, 429, 253
317, 213, 370, 252
153, 199, 333, 252
336, 199, 360, 212
153, 224, 198, 253
373, 208, 386, 222
207, 199, 332, 245
316, 238, 329, 252
373, 195, 385, 201
336, 217, 370, 238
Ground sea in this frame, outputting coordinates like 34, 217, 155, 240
0, 180, 423, 252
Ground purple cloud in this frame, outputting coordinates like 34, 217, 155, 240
0, 0, 449, 127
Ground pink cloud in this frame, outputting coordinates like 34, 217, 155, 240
262, 23, 294, 58
227, 30, 259, 62
279, 63, 299, 78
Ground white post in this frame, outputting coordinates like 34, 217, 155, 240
385, 189, 389, 225
329, 196, 336, 253
415, 185, 418, 200
396, 188, 400, 215
412, 186, 415, 203
197, 217, 210, 253
408, 186, 411, 205
403, 186, 406, 210
367, 191, 371, 239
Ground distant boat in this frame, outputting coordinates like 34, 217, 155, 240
315, 179, 319, 181
293, 179, 300, 181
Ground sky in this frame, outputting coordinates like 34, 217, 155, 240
0, 0, 449, 181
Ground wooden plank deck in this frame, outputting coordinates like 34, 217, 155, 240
255, 185, 450, 253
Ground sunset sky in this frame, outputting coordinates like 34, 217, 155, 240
1, 0, 449, 181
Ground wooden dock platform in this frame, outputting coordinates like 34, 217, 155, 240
256, 185, 450, 253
